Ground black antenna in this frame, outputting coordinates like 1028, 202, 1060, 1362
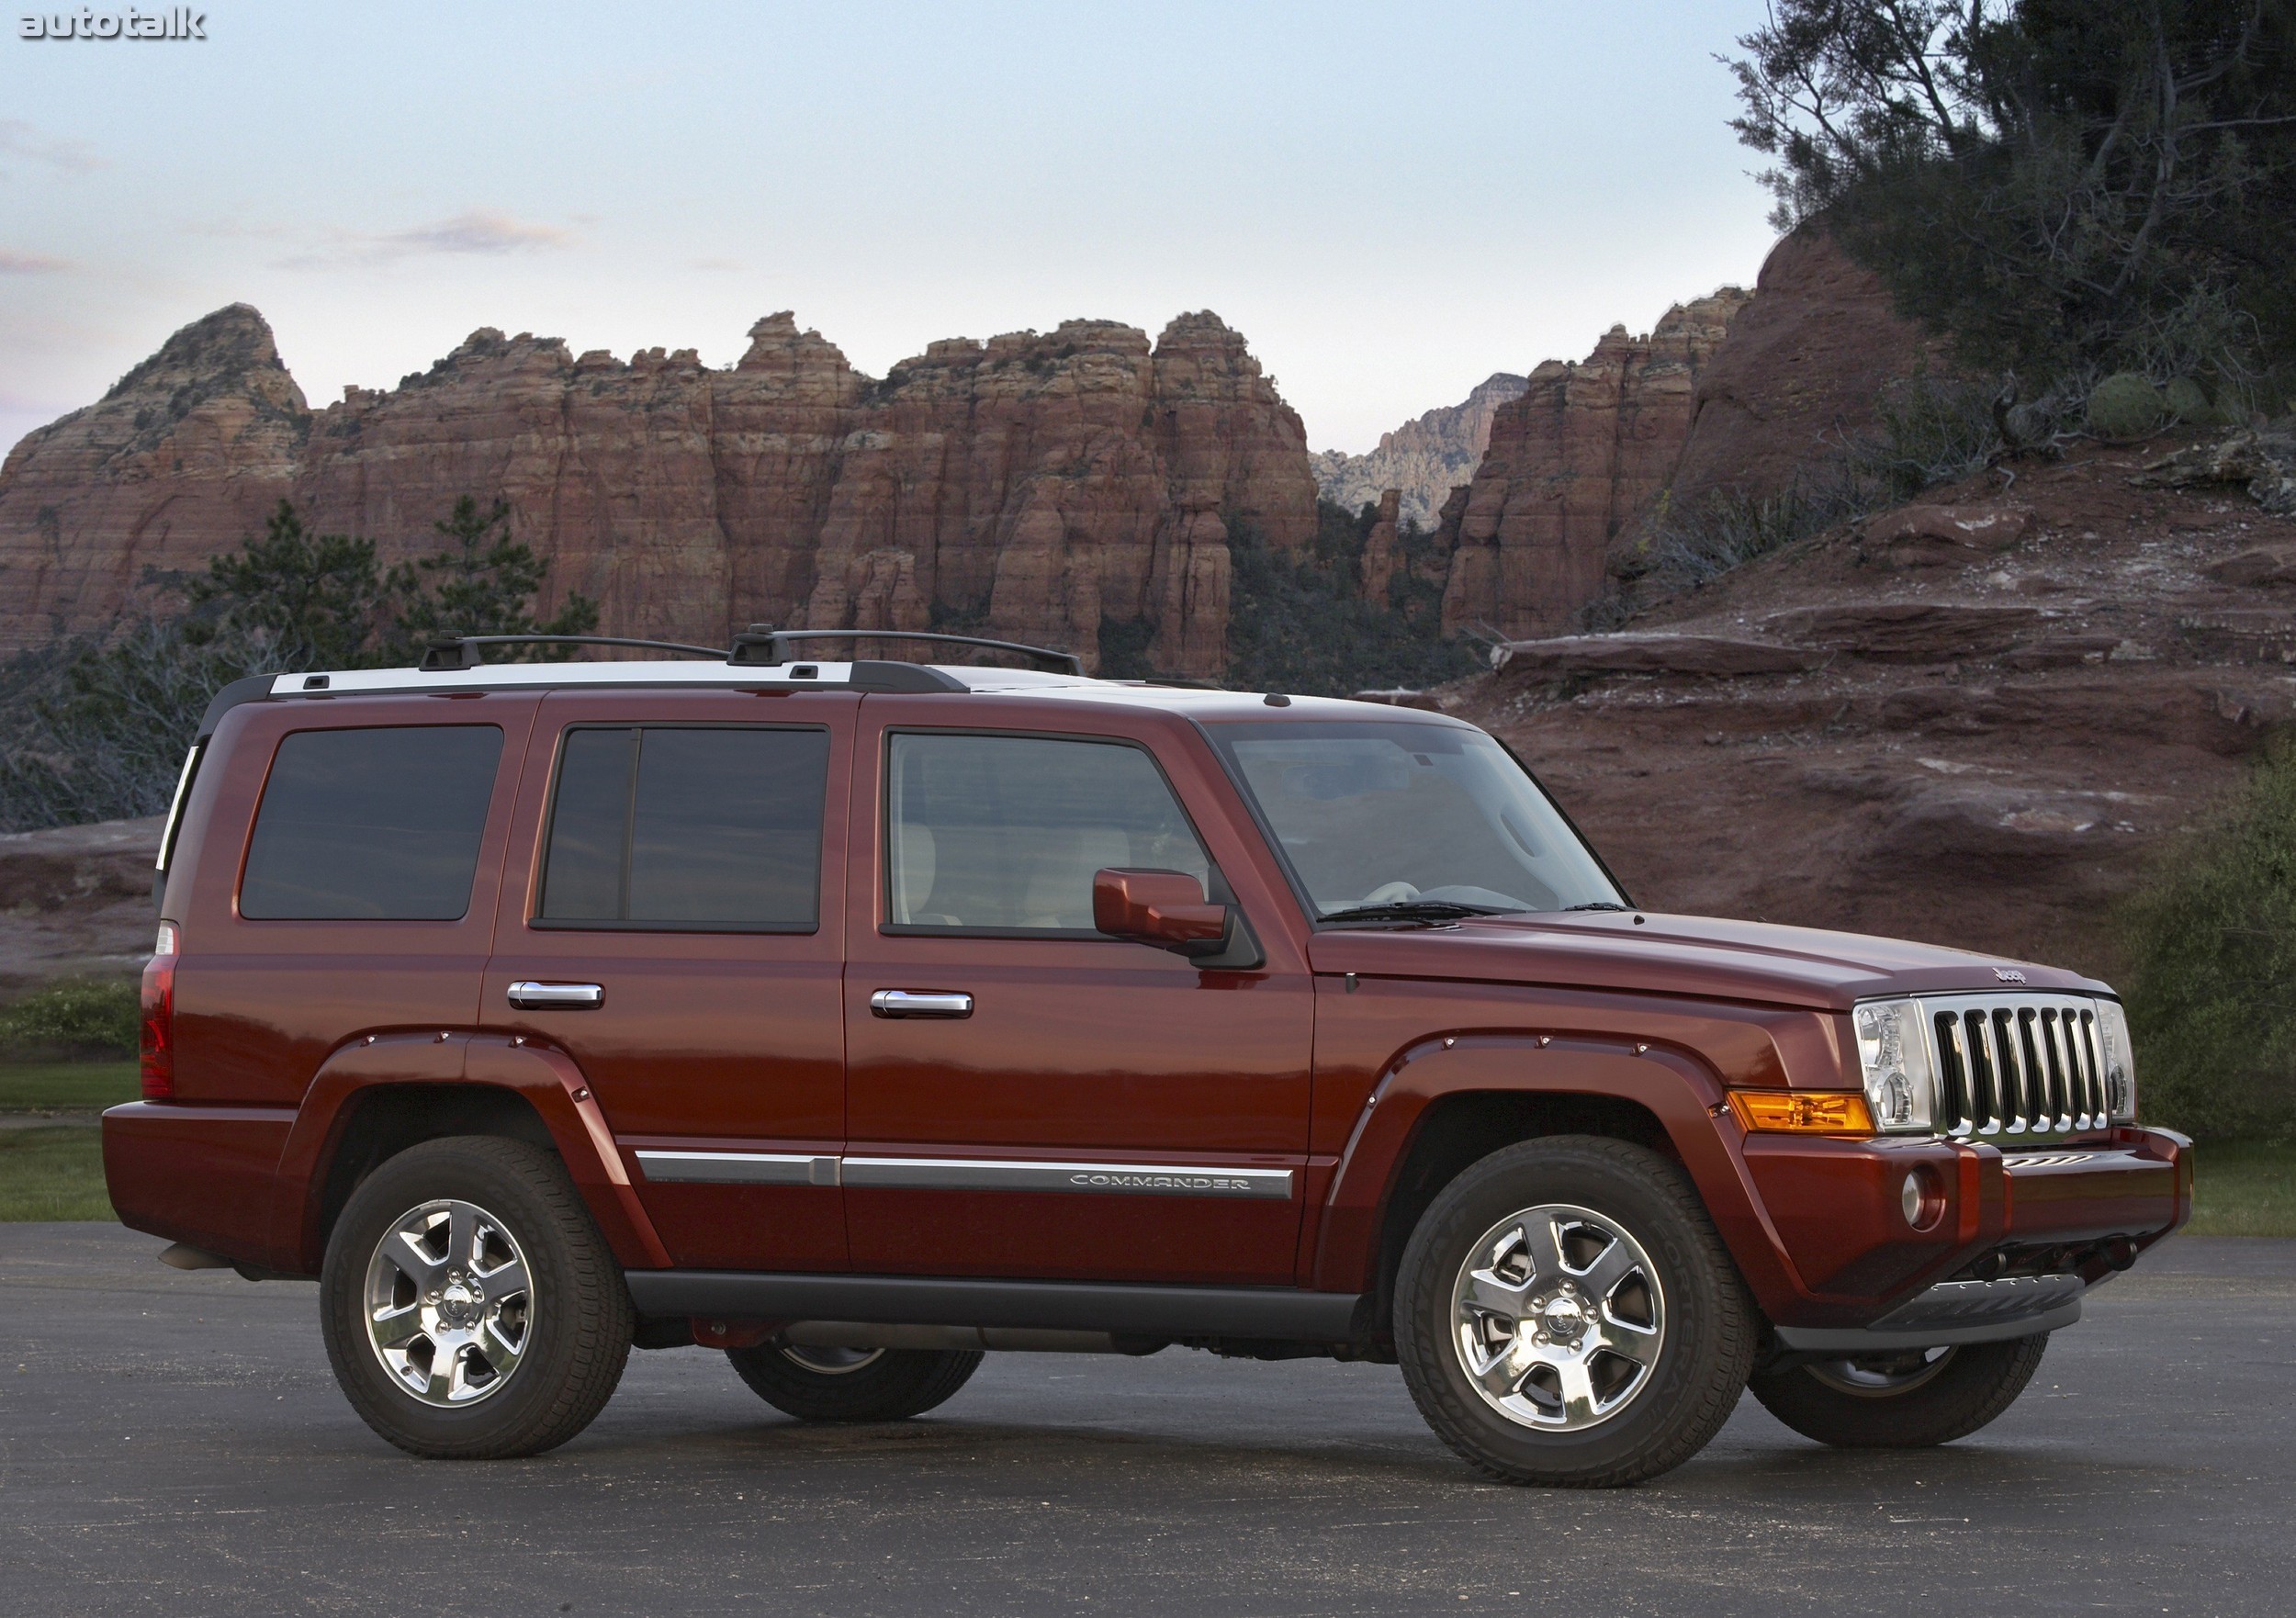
728, 626, 1085, 677
419, 635, 730, 671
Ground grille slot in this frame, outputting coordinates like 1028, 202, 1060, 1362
1927, 994, 2108, 1137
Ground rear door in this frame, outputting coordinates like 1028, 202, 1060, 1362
840, 702, 1316, 1286
482, 689, 856, 1271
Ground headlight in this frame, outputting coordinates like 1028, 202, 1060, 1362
1851, 998, 1937, 1132
2095, 998, 2137, 1121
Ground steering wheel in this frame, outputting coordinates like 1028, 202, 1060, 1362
1361, 881, 1421, 905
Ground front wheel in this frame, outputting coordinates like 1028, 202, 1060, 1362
320, 1136, 633, 1459
726, 1342, 983, 1421
1748, 1334, 2048, 1448
1394, 1135, 1757, 1488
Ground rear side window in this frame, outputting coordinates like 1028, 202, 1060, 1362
240, 726, 503, 920
535, 726, 829, 931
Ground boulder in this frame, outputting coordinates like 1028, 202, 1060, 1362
1863, 504, 2033, 568
1491, 632, 1826, 678
1761, 602, 2043, 662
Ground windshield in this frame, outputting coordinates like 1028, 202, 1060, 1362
1210, 720, 1623, 919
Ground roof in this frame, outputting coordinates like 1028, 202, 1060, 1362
194, 657, 1472, 737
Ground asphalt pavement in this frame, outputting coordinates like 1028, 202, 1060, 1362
2, 1222, 2290, 1616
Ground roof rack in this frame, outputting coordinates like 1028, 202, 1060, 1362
728, 625, 1085, 677
420, 635, 730, 671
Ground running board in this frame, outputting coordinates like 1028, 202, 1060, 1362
625, 1271, 1362, 1341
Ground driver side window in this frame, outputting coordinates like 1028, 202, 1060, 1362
885, 732, 1210, 934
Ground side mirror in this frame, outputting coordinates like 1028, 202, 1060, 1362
1093, 868, 1229, 953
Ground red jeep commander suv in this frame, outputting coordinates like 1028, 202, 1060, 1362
105, 628, 2190, 1486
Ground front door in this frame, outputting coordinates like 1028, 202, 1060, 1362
483, 689, 856, 1271
841, 706, 1315, 1286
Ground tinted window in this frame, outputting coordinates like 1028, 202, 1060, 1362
240, 726, 503, 920
536, 726, 828, 930
886, 733, 1210, 932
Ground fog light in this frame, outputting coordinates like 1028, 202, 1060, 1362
1900, 1167, 1944, 1230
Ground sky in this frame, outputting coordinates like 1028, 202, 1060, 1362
0, 0, 1783, 458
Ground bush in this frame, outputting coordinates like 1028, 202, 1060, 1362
1224, 503, 1483, 697
2122, 741, 2296, 1140
2088, 372, 2167, 439
0, 979, 141, 1061
1729, 2, 2296, 404
0, 498, 597, 834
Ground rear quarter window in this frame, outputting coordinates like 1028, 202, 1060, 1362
238, 725, 504, 920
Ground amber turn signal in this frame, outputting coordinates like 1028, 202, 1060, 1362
1728, 1090, 1875, 1136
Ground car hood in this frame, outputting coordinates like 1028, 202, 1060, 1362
1303, 909, 2110, 1013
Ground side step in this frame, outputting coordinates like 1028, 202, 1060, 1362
625, 1271, 1362, 1342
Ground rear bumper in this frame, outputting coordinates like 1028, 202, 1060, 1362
1743, 1124, 2190, 1336
102, 1101, 296, 1271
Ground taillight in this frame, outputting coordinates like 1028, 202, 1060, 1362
140, 922, 179, 1101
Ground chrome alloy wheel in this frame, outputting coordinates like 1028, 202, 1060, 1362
1450, 1203, 1666, 1432
363, 1198, 535, 1408
1807, 1346, 1958, 1398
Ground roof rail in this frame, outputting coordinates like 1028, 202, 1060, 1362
728, 625, 1086, 677
419, 635, 729, 671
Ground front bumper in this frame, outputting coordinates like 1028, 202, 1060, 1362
1743, 1124, 2190, 1343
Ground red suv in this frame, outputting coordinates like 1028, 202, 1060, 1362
106, 630, 2189, 1487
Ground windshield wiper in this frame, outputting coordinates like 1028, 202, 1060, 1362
1562, 901, 1631, 912
1319, 900, 1521, 927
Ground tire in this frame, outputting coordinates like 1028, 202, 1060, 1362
321, 1135, 633, 1459
725, 1343, 983, 1422
1394, 1135, 1756, 1488
1748, 1334, 2048, 1448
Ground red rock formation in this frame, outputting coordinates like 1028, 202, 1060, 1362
1360, 489, 1401, 603
1667, 230, 1943, 513
1435, 291, 1749, 638
0, 308, 1315, 675
0, 306, 305, 649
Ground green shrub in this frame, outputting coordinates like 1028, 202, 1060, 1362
0, 497, 596, 834
0, 979, 141, 1061
2164, 376, 2215, 426
1224, 504, 1483, 697
2122, 741, 2296, 1140
2088, 372, 2167, 439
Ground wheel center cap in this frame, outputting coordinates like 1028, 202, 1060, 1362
1539, 1295, 1588, 1344
436, 1276, 484, 1329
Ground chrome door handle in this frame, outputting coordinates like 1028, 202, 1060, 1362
870, 989, 974, 1019
507, 981, 604, 1010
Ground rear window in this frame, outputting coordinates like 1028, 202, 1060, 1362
535, 726, 829, 931
240, 725, 503, 920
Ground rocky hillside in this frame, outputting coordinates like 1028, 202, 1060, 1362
0, 309, 1318, 676
0, 817, 160, 995
1432, 431, 2296, 975
1310, 372, 1527, 530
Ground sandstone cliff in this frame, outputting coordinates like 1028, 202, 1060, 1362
0, 307, 1316, 675
1666, 229, 1944, 513
1310, 372, 1528, 530
1433, 290, 1750, 638
0, 305, 306, 646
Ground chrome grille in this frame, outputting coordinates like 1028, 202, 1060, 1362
1926, 994, 2111, 1137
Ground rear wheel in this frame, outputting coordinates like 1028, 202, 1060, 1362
320, 1136, 632, 1459
726, 1342, 983, 1421
1749, 1334, 2048, 1447
1394, 1136, 1756, 1488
